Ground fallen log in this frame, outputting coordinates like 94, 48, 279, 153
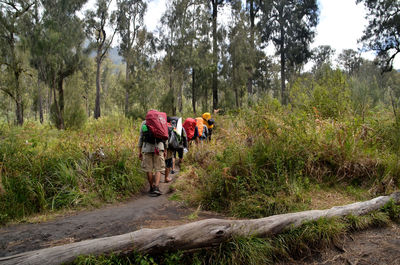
1, 192, 399, 265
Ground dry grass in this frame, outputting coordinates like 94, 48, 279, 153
308, 190, 356, 210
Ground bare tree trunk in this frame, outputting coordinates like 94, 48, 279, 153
234, 67, 239, 108
2, 192, 399, 265
48, 86, 52, 114
178, 80, 183, 113
15, 91, 23, 126
280, 24, 287, 105
212, 0, 218, 111
247, 0, 256, 98
94, 56, 101, 119
52, 78, 64, 130
169, 51, 176, 116
14, 70, 23, 126
192, 68, 196, 114
38, 76, 43, 124
124, 62, 129, 117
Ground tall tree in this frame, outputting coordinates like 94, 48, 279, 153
0, 0, 35, 125
26, 0, 47, 124
260, 0, 318, 104
229, 0, 252, 107
85, 0, 117, 119
311, 45, 335, 70
357, 0, 400, 71
116, 0, 147, 117
189, 0, 211, 114
160, 0, 206, 114
38, 0, 88, 129
337, 49, 363, 75
210, 0, 225, 111
245, 0, 261, 97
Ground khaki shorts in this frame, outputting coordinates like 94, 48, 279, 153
141, 152, 165, 172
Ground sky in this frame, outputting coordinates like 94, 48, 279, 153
85, 0, 400, 69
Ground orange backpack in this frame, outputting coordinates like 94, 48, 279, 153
196, 117, 204, 137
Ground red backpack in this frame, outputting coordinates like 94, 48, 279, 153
145, 110, 168, 141
183, 118, 197, 140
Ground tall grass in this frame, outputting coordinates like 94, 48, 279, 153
175, 102, 400, 217
0, 116, 145, 224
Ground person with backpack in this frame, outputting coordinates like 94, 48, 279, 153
183, 118, 199, 145
200, 123, 209, 141
164, 119, 175, 183
167, 116, 188, 173
202, 112, 215, 141
138, 110, 169, 196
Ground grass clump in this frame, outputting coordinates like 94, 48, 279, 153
0, 116, 145, 225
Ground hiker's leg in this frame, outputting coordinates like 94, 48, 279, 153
165, 167, 171, 181
154, 151, 165, 187
154, 171, 161, 187
177, 148, 184, 168
142, 153, 154, 188
165, 158, 172, 182
146, 171, 154, 187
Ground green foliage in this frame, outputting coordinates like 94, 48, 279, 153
291, 66, 350, 119
64, 102, 87, 130
381, 199, 400, 223
0, 117, 144, 224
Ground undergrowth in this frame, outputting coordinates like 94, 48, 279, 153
175, 102, 400, 217
0, 116, 144, 225
72, 202, 399, 265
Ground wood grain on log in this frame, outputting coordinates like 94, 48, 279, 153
1, 192, 399, 265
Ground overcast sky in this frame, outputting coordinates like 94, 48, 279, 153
86, 0, 400, 69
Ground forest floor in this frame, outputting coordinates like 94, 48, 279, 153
0, 170, 399, 264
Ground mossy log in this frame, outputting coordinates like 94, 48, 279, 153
1, 192, 399, 265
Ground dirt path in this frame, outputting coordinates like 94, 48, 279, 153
281, 223, 400, 265
0, 170, 220, 258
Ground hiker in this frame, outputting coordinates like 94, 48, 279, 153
168, 116, 188, 170
164, 118, 175, 183
202, 112, 215, 141
196, 117, 209, 141
201, 123, 209, 141
183, 118, 199, 145
138, 110, 168, 196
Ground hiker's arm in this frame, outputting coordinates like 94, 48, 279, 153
182, 128, 188, 149
194, 127, 199, 144
137, 123, 144, 160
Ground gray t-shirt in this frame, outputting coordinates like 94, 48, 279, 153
137, 121, 166, 153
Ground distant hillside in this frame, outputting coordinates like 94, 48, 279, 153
87, 43, 124, 66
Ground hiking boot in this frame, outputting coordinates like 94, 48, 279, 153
149, 186, 155, 194
153, 186, 162, 196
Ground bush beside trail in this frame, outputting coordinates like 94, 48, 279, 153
176, 101, 400, 218
0, 116, 144, 225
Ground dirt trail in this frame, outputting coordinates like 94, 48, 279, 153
0, 170, 220, 258
282, 223, 400, 265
